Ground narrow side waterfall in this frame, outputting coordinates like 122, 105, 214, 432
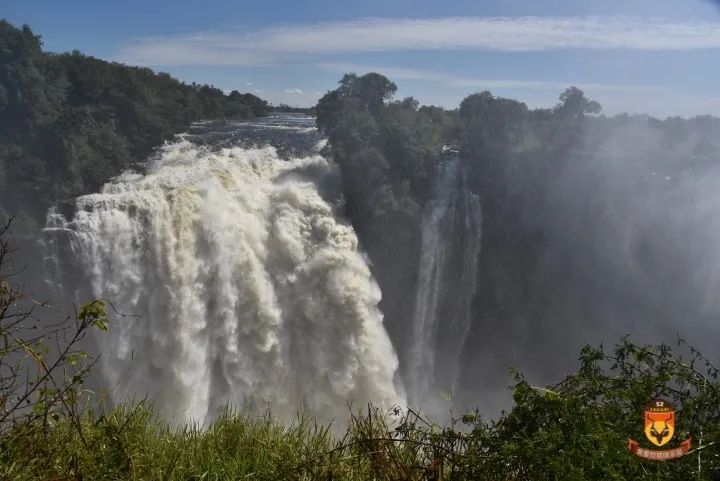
42, 138, 404, 424
407, 157, 482, 408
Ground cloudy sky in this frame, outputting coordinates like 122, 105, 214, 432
5, 0, 720, 116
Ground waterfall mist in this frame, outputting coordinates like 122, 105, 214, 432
458, 116, 720, 414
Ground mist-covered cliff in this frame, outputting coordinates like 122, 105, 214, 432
317, 73, 720, 414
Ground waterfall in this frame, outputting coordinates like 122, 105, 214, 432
407, 156, 482, 409
42, 139, 404, 424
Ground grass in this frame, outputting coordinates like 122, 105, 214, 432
0, 402, 458, 481
2, 403, 331, 480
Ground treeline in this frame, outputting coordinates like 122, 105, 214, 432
269, 103, 316, 114
0, 20, 268, 228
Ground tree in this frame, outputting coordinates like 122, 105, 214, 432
336, 72, 397, 113
555, 86, 602, 121
459, 91, 528, 148
0, 219, 108, 439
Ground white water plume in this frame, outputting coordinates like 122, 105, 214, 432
42, 139, 404, 424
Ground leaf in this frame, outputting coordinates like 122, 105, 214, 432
78, 299, 109, 331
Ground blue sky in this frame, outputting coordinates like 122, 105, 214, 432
5, 0, 720, 116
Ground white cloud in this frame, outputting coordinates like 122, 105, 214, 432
115, 16, 720, 66
316, 62, 665, 94
246, 81, 254, 86
284, 88, 303, 94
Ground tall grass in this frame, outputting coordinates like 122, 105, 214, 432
0, 401, 457, 480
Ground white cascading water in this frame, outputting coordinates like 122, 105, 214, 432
407, 157, 482, 409
42, 138, 404, 424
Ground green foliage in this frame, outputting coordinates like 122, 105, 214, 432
1, 337, 718, 479
459, 338, 720, 480
0, 20, 268, 227
77, 300, 109, 331
1, 403, 337, 481
0, 219, 102, 444
336, 72, 398, 114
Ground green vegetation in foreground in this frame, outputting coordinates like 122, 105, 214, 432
0, 20, 269, 229
1, 225, 720, 479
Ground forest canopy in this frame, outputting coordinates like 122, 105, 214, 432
0, 20, 269, 228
